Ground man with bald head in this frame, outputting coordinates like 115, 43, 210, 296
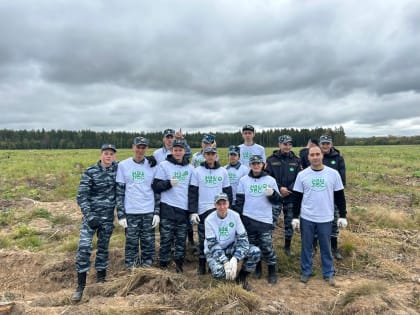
292, 146, 347, 286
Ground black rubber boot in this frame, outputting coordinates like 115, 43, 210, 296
331, 237, 343, 260
236, 269, 251, 291
71, 272, 87, 302
159, 261, 169, 270
254, 261, 262, 279
284, 239, 294, 257
267, 264, 277, 284
175, 259, 184, 273
187, 230, 195, 246
96, 269, 106, 283
197, 258, 206, 275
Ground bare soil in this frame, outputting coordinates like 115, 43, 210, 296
0, 200, 419, 315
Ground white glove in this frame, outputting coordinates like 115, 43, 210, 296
190, 213, 200, 224
337, 218, 348, 228
265, 187, 274, 196
228, 257, 238, 280
292, 218, 300, 230
151, 215, 160, 228
170, 178, 179, 187
118, 218, 128, 228
224, 261, 232, 280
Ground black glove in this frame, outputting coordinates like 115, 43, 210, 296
146, 155, 157, 167
87, 215, 101, 229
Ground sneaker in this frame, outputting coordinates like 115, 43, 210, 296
324, 276, 336, 286
332, 250, 343, 260
300, 274, 310, 283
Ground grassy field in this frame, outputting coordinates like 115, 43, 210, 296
0, 145, 419, 314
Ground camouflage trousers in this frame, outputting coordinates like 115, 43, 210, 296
206, 243, 261, 279
125, 213, 155, 268
198, 209, 216, 259
159, 218, 188, 263
282, 202, 295, 241
75, 217, 114, 273
248, 230, 277, 266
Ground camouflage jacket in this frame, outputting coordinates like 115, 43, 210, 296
206, 232, 249, 263
77, 160, 118, 217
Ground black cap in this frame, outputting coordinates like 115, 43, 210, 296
172, 139, 186, 148
249, 155, 264, 164
133, 136, 149, 146
278, 135, 293, 144
214, 192, 229, 203
203, 146, 217, 154
319, 135, 332, 144
101, 144, 117, 152
242, 124, 255, 132
202, 133, 216, 144
163, 128, 175, 137
228, 145, 240, 155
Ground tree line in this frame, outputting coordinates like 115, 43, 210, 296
0, 127, 418, 149
0, 127, 345, 149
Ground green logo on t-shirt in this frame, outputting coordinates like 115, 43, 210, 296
132, 170, 145, 183
219, 226, 229, 239
204, 175, 223, 187
229, 222, 235, 228
228, 172, 238, 183
249, 183, 268, 196
311, 177, 326, 191
173, 170, 189, 182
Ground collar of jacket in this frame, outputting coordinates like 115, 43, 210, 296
167, 154, 189, 166
248, 169, 268, 179
226, 162, 242, 170
202, 161, 221, 169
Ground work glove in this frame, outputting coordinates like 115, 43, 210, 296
190, 213, 200, 224
264, 187, 274, 196
152, 215, 160, 228
87, 215, 101, 229
146, 155, 157, 167
337, 218, 348, 228
229, 257, 238, 280
170, 178, 179, 187
224, 260, 232, 280
118, 218, 128, 228
292, 218, 300, 231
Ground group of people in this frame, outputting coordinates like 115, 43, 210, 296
71, 125, 348, 301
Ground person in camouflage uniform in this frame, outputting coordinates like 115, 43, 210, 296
116, 136, 159, 268
152, 139, 194, 272
205, 193, 261, 291
72, 144, 118, 302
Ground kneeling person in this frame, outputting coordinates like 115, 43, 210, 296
205, 193, 261, 290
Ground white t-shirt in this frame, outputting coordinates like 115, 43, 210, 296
293, 166, 344, 223
239, 143, 266, 165
191, 152, 205, 168
204, 209, 246, 254
116, 157, 157, 214
237, 173, 279, 224
190, 166, 231, 215
153, 147, 171, 164
225, 164, 249, 204
154, 160, 194, 210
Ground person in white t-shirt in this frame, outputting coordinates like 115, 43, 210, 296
204, 193, 261, 291
116, 136, 159, 268
236, 155, 281, 284
292, 146, 347, 286
239, 124, 266, 165
224, 145, 249, 208
152, 139, 194, 273
188, 146, 232, 275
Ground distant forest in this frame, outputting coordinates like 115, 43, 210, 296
0, 127, 418, 149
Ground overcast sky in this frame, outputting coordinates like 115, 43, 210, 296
1, 0, 419, 137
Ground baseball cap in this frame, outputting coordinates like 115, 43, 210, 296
214, 192, 229, 203
163, 128, 175, 137
249, 155, 264, 164
203, 146, 217, 154
202, 133, 216, 144
242, 124, 255, 132
133, 136, 149, 146
172, 139, 186, 148
319, 135, 333, 144
228, 145, 240, 155
101, 144, 117, 152
278, 135, 293, 144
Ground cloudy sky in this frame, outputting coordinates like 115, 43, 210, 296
1, 0, 419, 137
